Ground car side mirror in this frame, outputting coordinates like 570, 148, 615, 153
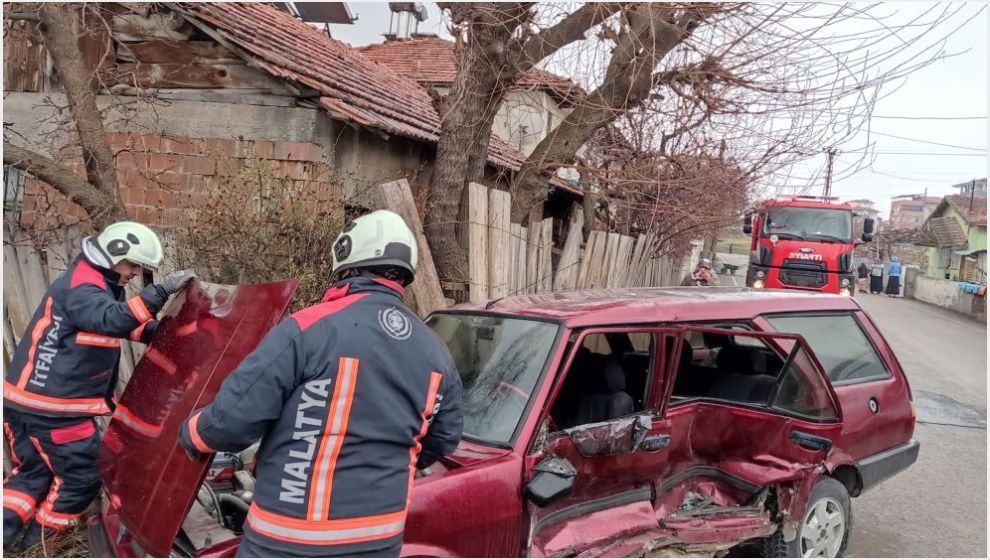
861, 233, 873, 243
863, 217, 876, 235
524, 456, 576, 507
742, 213, 753, 235
563, 414, 652, 457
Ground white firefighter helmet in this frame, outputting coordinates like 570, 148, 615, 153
331, 210, 418, 280
82, 221, 164, 271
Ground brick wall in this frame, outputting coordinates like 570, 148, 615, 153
19, 132, 339, 231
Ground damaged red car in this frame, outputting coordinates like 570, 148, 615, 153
90, 284, 918, 558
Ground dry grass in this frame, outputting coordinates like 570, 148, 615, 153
8, 524, 89, 558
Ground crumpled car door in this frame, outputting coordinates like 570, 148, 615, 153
649, 327, 842, 552
99, 279, 298, 557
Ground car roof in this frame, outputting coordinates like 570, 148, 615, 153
448, 287, 862, 328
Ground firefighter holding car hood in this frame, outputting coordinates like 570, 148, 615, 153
3, 221, 195, 551
178, 210, 463, 558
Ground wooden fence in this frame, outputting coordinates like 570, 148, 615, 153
464, 182, 691, 302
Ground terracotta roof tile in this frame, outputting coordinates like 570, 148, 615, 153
178, 3, 527, 171
927, 216, 969, 247
945, 194, 987, 227
359, 36, 585, 105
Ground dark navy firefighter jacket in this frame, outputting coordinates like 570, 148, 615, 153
4, 255, 169, 417
179, 277, 463, 556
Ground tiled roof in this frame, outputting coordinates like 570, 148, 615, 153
927, 216, 969, 248
177, 3, 527, 172
944, 194, 987, 227
359, 36, 584, 106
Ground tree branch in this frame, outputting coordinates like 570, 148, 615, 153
514, 3, 624, 69
3, 142, 125, 228
38, 3, 122, 202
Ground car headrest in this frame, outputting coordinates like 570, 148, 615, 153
601, 359, 626, 393
716, 345, 760, 376
703, 331, 731, 349
677, 345, 693, 372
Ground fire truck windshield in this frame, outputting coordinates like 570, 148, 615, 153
763, 207, 852, 243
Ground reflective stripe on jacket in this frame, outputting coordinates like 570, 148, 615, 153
4, 255, 169, 418
178, 277, 463, 556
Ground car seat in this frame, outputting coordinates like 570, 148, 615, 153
570, 358, 635, 426
710, 345, 777, 403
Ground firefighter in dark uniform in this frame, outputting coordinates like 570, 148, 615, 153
3, 222, 195, 551
178, 210, 463, 558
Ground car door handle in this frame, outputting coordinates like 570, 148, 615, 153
790, 431, 833, 452
640, 434, 671, 451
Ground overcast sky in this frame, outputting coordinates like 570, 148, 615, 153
330, 2, 987, 218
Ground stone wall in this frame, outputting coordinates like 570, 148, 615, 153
905, 268, 986, 322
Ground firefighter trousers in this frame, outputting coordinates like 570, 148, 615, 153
3, 408, 102, 543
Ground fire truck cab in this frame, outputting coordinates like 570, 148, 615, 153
744, 196, 875, 295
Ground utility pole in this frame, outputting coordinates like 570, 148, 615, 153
823, 147, 837, 197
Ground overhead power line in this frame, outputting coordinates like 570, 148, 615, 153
869, 131, 986, 152
843, 150, 987, 156
870, 115, 987, 120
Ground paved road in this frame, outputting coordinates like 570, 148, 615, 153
847, 294, 986, 557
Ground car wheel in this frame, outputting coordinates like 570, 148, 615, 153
762, 477, 851, 558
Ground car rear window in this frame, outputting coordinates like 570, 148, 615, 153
767, 314, 890, 384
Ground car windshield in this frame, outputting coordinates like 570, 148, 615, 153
764, 207, 852, 242
426, 313, 559, 445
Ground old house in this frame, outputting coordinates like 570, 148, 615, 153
920, 193, 987, 282
3, 2, 544, 233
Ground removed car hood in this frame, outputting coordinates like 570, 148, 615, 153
98, 279, 298, 557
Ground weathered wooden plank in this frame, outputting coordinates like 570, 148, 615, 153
583, 231, 607, 289
627, 234, 647, 287
515, 224, 528, 295
111, 62, 284, 90
116, 39, 241, 64
553, 210, 585, 292
12, 231, 49, 315
614, 235, 635, 287
507, 224, 519, 294
539, 218, 553, 293
467, 182, 489, 302
3, 246, 31, 345
3, 18, 46, 93
526, 221, 541, 294
44, 225, 80, 285
111, 12, 194, 42
602, 233, 621, 288
487, 189, 511, 299
375, 179, 447, 316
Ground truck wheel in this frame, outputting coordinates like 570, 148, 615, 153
762, 477, 851, 558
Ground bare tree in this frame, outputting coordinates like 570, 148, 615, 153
424, 2, 972, 284
3, 2, 126, 229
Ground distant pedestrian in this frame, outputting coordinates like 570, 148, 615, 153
869, 258, 884, 294
857, 258, 870, 293
886, 256, 902, 297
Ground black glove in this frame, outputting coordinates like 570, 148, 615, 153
161, 270, 197, 294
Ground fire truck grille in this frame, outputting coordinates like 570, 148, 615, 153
779, 259, 828, 288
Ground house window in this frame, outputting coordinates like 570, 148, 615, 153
4, 165, 27, 218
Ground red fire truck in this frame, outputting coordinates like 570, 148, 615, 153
744, 196, 875, 295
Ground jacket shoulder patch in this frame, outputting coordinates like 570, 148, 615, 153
70, 260, 107, 290
291, 293, 368, 331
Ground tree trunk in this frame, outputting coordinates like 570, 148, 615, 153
38, 3, 126, 217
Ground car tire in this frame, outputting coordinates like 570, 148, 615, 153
762, 477, 851, 558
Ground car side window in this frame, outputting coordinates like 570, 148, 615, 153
767, 314, 890, 384
549, 332, 654, 431
671, 331, 784, 405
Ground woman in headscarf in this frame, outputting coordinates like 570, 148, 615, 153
857, 258, 870, 293
885, 255, 902, 297
869, 257, 885, 294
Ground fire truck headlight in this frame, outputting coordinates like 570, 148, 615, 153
753, 280, 765, 289
840, 277, 851, 287
755, 269, 767, 279
839, 288, 851, 296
